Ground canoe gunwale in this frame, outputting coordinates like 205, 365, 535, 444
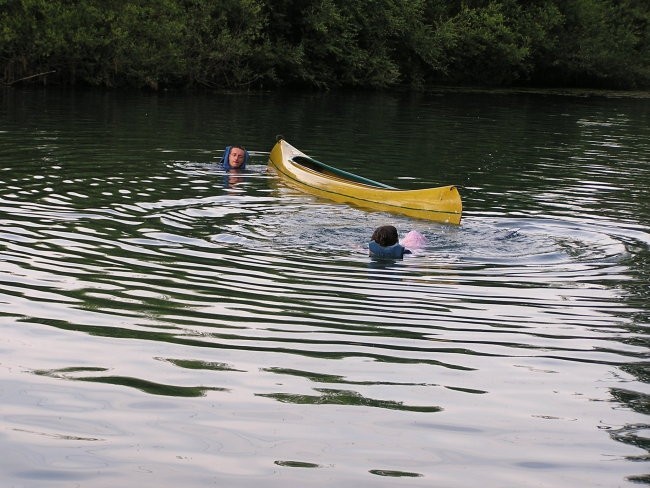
291, 155, 397, 190
269, 139, 462, 224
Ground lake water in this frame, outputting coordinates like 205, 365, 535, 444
1, 88, 649, 487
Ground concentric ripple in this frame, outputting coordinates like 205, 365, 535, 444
1, 89, 648, 487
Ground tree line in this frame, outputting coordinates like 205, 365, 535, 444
1, 0, 648, 90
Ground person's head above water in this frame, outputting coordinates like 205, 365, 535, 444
221, 145, 249, 170
371, 225, 399, 247
369, 225, 414, 260
228, 145, 247, 169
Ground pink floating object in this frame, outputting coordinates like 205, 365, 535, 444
400, 230, 428, 249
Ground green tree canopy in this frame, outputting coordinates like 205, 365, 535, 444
1, 0, 648, 89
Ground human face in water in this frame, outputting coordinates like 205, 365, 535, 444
229, 147, 246, 169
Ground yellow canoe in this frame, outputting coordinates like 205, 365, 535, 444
268, 139, 462, 224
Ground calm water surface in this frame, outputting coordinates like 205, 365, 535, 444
1, 88, 649, 487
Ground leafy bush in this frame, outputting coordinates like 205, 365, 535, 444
1, 0, 648, 89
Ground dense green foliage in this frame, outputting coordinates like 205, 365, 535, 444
1, 0, 648, 90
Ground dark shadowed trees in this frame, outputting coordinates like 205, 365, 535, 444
1, 0, 648, 90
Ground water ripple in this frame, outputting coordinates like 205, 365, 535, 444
1, 89, 649, 487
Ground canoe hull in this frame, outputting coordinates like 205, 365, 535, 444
268, 140, 462, 225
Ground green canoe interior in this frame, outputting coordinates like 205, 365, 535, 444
291, 156, 396, 189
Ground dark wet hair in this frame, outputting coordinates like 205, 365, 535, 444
371, 225, 399, 247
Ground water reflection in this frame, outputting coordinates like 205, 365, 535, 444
34, 366, 225, 397
1, 88, 649, 486
258, 389, 442, 412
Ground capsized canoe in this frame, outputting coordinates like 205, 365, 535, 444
268, 139, 462, 224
